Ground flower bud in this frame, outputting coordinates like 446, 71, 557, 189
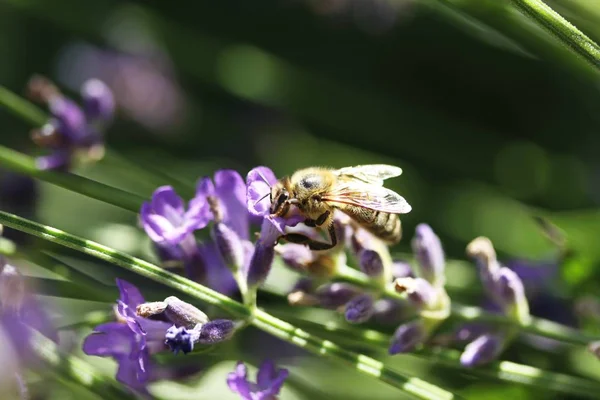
136, 296, 209, 329
359, 249, 384, 277
411, 224, 445, 286
460, 334, 504, 367
198, 319, 236, 344
389, 320, 426, 355
394, 277, 436, 309
497, 268, 530, 324
315, 283, 362, 309
344, 294, 374, 324
212, 222, 245, 273
246, 240, 275, 288
81, 79, 115, 122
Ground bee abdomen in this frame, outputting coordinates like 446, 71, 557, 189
342, 206, 402, 244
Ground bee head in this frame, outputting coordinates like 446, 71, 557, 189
270, 179, 293, 217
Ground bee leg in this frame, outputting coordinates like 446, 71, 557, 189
282, 224, 337, 251
304, 219, 317, 227
315, 211, 330, 227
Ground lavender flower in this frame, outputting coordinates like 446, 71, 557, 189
245, 166, 303, 288
83, 279, 171, 389
466, 237, 530, 324
27, 75, 114, 170
140, 185, 210, 282
164, 320, 235, 354
389, 224, 450, 355
227, 360, 289, 400
0, 261, 57, 364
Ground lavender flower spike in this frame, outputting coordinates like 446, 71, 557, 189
411, 224, 445, 287
467, 237, 530, 324
83, 279, 171, 389
228, 359, 289, 400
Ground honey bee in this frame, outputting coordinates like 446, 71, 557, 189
270, 164, 411, 250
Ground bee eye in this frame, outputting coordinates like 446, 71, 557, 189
300, 175, 320, 189
275, 192, 288, 209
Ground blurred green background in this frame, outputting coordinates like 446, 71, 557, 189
2, 0, 600, 398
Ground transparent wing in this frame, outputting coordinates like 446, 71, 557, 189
323, 181, 412, 214
334, 164, 403, 186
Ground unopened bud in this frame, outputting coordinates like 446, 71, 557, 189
412, 224, 445, 286
359, 250, 384, 277
198, 319, 236, 344
344, 293, 374, 324
372, 299, 414, 326
212, 222, 245, 273
315, 283, 362, 309
460, 334, 504, 367
246, 239, 275, 288
137, 296, 209, 329
389, 320, 426, 355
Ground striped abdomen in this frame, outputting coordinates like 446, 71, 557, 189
340, 205, 402, 244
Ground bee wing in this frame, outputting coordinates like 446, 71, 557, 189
334, 164, 403, 186
323, 182, 412, 214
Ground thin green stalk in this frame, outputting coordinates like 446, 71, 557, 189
279, 312, 600, 399
0, 211, 457, 400
30, 329, 136, 399
252, 309, 454, 400
510, 0, 600, 68
0, 85, 46, 125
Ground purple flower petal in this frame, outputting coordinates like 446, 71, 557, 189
214, 169, 249, 239
83, 323, 133, 357
49, 97, 87, 142
246, 166, 277, 217
36, 150, 71, 171
116, 279, 145, 309
227, 362, 252, 399
198, 242, 238, 295
196, 176, 216, 198
256, 359, 277, 388
151, 186, 185, 218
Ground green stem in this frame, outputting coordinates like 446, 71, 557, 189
279, 312, 600, 399
0, 85, 46, 126
252, 309, 454, 400
0, 211, 457, 399
510, 0, 600, 69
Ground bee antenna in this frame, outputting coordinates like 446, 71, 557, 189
253, 192, 270, 206
255, 169, 272, 186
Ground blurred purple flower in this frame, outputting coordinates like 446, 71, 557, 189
345, 293, 375, 324
56, 42, 187, 133
27, 75, 114, 171
0, 172, 39, 245
83, 279, 171, 389
0, 262, 57, 365
227, 360, 289, 400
